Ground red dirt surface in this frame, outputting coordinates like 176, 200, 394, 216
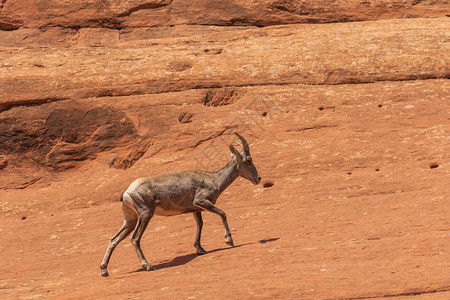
1, 1, 449, 299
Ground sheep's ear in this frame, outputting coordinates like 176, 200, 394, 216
229, 144, 242, 162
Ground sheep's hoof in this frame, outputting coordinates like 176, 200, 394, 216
144, 264, 156, 271
196, 247, 207, 255
226, 239, 234, 247
101, 270, 109, 277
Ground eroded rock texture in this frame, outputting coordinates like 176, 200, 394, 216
0, 1, 449, 299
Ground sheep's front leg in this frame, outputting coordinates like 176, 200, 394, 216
193, 198, 234, 247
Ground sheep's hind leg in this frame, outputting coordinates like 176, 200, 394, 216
193, 211, 207, 255
100, 206, 137, 277
130, 207, 155, 271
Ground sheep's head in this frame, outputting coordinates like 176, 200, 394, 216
230, 132, 261, 185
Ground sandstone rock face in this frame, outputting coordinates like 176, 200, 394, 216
0, 0, 448, 30
1, 18, 448, 108
0, 1, 449, 299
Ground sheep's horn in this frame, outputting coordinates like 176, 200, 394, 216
234, 132, 250, 156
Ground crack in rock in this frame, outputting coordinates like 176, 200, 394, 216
337, 286, 450, 299
0, 97, 69, 113
2, 177, 41, 190
117, 0, 173, 18
286, 124, 338, 132
183, 127, 235, 150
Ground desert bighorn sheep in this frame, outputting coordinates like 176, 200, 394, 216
100, 133, 261, 277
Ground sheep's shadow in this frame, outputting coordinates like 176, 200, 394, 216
133, 243, 251, 273
131, 237, 280, 273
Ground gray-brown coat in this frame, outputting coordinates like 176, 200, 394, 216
100, 133, 261, 277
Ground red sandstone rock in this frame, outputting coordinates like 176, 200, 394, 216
0, 0, 448, 30
0, 1, 449, 299
0, 156, 8, 169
